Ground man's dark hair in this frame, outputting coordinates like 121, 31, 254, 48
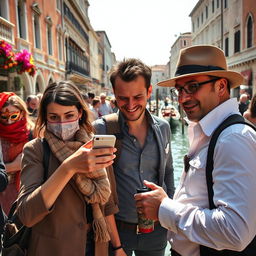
88, 92, 95, 99
110, 58, 152, 91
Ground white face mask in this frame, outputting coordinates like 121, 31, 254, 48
47, 119, 80, 141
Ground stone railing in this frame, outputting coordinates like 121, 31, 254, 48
0, 17, 14, 44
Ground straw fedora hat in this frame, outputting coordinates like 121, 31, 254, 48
158, 45, 244, 88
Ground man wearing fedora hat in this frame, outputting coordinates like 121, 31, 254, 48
135, 45, 256, 256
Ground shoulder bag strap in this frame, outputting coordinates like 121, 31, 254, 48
206, 114, 256, 209
102, 113, 123, 161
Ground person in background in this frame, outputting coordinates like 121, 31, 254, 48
0, 92, 34, 214
94, 58, 175, 256
88, 92, 95, 105
16, 81, 125, 256
98, 93, 113, 117
135, 45, 256, 256
0, 144, 8, 253
110, 97, 118, 113
243, 93, 256, 126
90, 96, 101, 120
238, 93, 249, 115
36, 93, 43, 103
26, 94, 40, 121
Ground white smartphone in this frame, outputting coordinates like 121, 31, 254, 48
92, 135, 116, 149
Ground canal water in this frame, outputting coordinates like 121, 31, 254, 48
164, 122, 189, 256
171, 122, 189, 187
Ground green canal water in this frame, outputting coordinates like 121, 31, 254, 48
170, 122, 189, 187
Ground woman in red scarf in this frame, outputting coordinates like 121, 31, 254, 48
0, 92, 34, 214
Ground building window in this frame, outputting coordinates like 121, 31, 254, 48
183, 40, 187, 46
47, 25, 53, 55
201, 12, 204, 24
225, 37, 229, 56
33, 14, 41, 49
224, 0, 228, 9
58, 34, 62, 60
17, 0, 26, 39
247, 16, 253, 48
56, 0, 61, 11
212, 0, 214, 13
0, 0, 8, 19
197, 17, 199, 28
217, 0, 219, 8
206, 6, 208, 19
66, 39, 89, 76
234, 30, 240, 53
192, 22, 195, 32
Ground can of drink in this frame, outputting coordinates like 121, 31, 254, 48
136, 187, 154, 233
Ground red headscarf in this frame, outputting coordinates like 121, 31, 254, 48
0, 92, 30, 143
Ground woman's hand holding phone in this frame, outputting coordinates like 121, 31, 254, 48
63, 136, 116, 175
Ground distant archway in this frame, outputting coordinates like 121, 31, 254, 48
34, 71, 45, 93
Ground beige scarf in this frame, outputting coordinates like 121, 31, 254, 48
44, 127, 111, 242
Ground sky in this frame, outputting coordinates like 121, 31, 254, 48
88, 0, 199, 66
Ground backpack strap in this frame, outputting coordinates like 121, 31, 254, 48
206, 114, 256, 209
201, 115, 256, 256
101, 113, 123, 206
102, 113, 123, 161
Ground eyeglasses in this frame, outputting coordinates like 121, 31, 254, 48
171, 78, 221, 96
0, 111, 21, 122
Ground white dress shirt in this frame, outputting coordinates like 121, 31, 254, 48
159, 98, 256, 256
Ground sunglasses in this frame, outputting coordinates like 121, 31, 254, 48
171, 78, 221, 96
0, 111, 21, 122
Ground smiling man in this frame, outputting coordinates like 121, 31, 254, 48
134, 45, 256, 256
93, 58, 175, 256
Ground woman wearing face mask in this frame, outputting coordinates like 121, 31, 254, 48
0, 92, 34, 215
16, 81, 125, 256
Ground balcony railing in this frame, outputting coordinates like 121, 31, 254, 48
0, 17, 14, 44
66, 61, 89, 77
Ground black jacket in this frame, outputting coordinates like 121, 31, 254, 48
0, 151, 8, 234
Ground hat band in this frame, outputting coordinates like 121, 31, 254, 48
175, 65, 225, 77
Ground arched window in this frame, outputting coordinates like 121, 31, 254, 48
0, 0, 8, 20
34, 13, 41, 49
247, 15, 253, 48
47, 25, 52, 55
17, 0, 27, 39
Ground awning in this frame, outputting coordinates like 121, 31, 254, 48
241, 69, 252, 85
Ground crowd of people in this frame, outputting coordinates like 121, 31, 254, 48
0, 45, 255, 256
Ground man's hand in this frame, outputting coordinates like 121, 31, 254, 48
134, 180, 168, 221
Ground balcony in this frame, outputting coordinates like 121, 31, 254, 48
0, 17, 14, 44
66, 61, 89, 77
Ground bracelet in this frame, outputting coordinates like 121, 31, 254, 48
112, 244, 123, 251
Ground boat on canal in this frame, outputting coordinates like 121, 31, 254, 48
160, 104, 181, 131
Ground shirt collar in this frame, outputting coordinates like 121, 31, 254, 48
189, 98, 240, 137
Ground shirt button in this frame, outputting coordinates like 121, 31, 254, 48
133, 139, 136, 142
140, 170, 143, 173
